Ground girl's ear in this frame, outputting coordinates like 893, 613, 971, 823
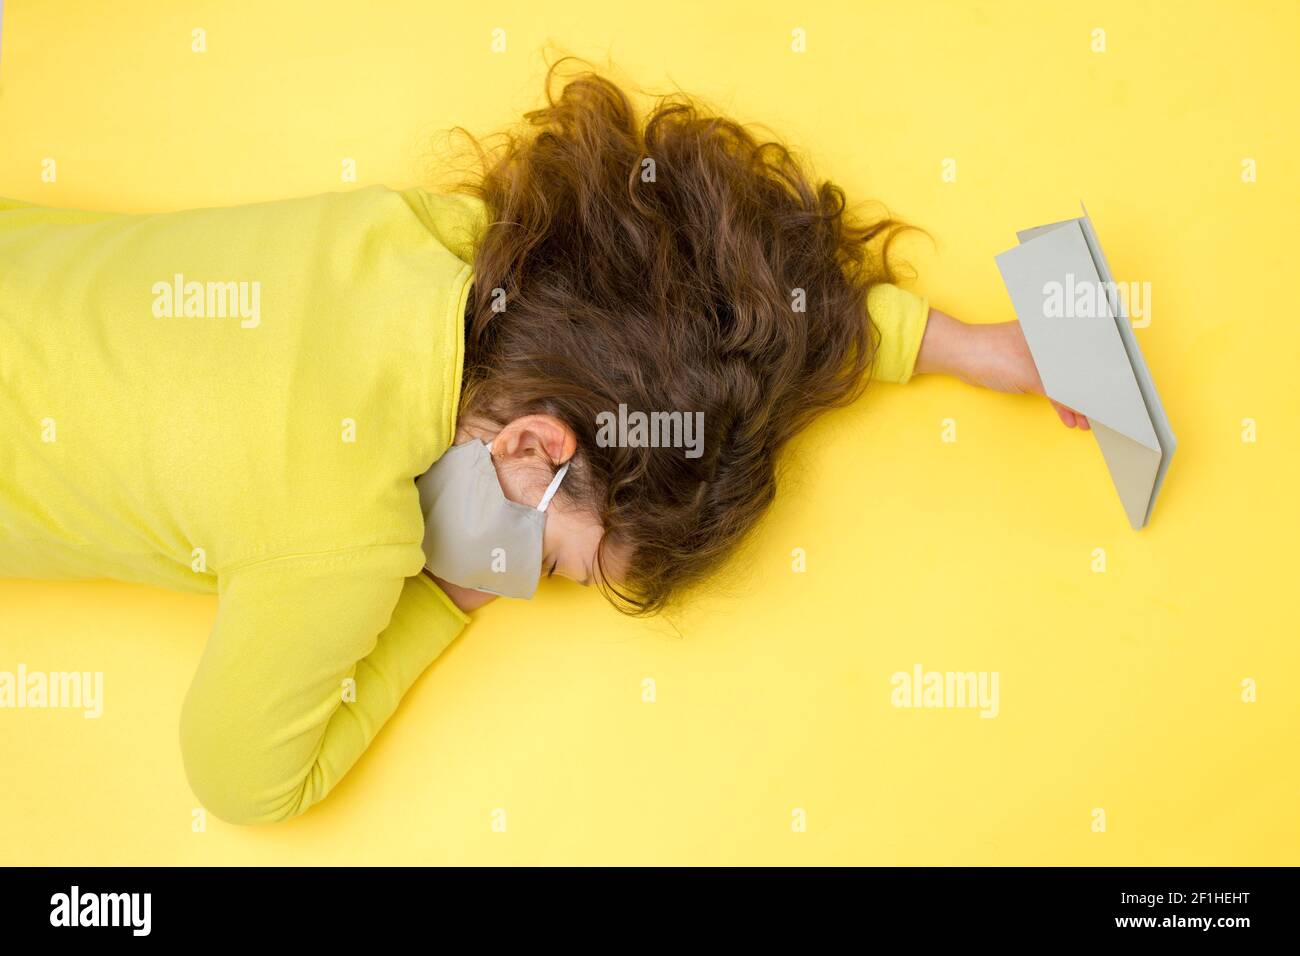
491, 414, 577, 468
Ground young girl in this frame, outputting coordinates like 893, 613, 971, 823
0, 66, 1084, 825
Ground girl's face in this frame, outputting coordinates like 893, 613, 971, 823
538, 494, 620, 588
463, 414, 629, 592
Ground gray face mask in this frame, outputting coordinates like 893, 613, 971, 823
415, 439, 570, 599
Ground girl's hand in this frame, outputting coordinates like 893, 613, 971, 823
914, 309, 1090, 429
423, 569, 498, 613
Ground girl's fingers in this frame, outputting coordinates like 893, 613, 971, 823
1050, 399, 1091, 430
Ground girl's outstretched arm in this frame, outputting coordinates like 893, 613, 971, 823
914, 308, 1091, 430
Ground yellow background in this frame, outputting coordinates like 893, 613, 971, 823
1, 0, 1296, 865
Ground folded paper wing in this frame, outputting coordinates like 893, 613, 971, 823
995, 205, 1176, 529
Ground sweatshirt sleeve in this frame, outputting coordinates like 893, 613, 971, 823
179, 546, 470, 825
867, 283, 931, 385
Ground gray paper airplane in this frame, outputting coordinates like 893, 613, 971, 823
995, 205, 1176, 529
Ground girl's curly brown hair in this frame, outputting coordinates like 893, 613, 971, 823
455, 60, 913, 615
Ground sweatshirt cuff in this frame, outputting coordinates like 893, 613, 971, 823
867, 283, 931, 385
412, 569, 473, 627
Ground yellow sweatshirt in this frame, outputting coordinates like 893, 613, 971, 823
0, 186, 928, 824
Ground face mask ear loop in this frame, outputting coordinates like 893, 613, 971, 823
536, 460, 571, 512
